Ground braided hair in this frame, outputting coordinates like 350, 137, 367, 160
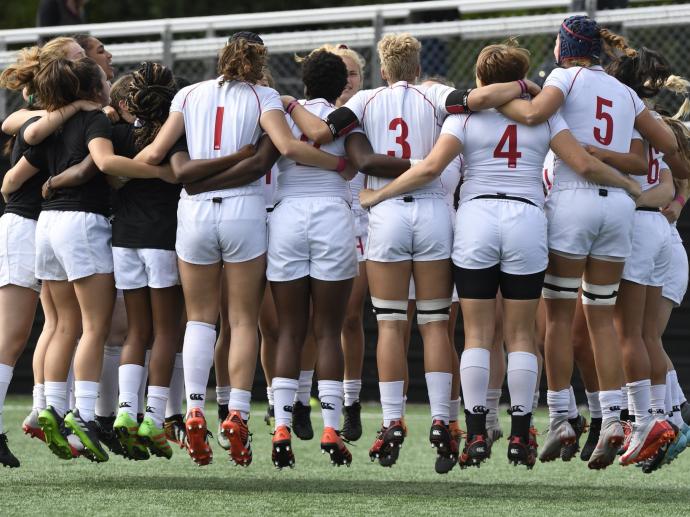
125, 61, 178, 151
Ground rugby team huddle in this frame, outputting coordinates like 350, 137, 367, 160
0, 14, 689, 476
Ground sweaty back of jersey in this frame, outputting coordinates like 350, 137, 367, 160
170, 78, 282, 195
344, 81, 453, 196
544, 66, 644, 187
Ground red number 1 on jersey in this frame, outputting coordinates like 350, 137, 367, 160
387, 118, 411, 159
493, 125, 521, 168
214, 107, 224, 150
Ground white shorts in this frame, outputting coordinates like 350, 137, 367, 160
267, 197, 357, 282
176, 194, 266, 265
408, 277, 459, 302
35, 210, 113, 282
546, 187, 635, 260
0, 213, 40, 292
622, 211, 671, 287
354, 211, 369, 263
113, 247, 180, 290
366, 197, 453, 262
661, 231, 688, 307
452, 199, 548, 275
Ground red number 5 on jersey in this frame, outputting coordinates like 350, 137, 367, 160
387, 118, 411, 159
594, 97, 613, 146
493, 125, 521, 168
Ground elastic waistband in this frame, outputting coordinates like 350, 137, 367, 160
471, 193, 537, 207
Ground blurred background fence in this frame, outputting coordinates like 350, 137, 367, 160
1, 0, 689, 401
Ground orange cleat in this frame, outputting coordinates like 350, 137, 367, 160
620, 419, 675, 466
184, 408, 212, 466
221, 410, 252, 467
272, 425, 295, 469
320, 427, 352, 467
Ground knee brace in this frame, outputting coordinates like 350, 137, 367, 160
542, 274, 580, 299
371, 297, 408, 321
581, 281, 619, 306
416, 298, 451, 325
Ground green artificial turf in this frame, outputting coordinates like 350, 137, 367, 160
1, 396, 688, 516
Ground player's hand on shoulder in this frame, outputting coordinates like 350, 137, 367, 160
101, 105, 120, 123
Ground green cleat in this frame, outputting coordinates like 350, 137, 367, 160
138, 416, 173, 459
38, 406, 73, 460
113, 411, 149, 460
64, 410, 109, 463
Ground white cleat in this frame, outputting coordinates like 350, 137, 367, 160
587, 418, 624, 470
539, 417, 575, 463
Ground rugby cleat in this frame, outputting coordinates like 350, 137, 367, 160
217, 404, 230, 450
561, 414, 587, 461
292, 401, 314, 440
620, 419, 675, 466
272, 425, 295, 469
263, 404, 274, 427
137, 416, 172, 459
0, 434, 19, 468
38, 406, 73, 460
95, 415, 126, 457
369, 420, 405, 467
580, 417, 601, 462
22, 409, 45, 443
164, 414, 185, 447
113, 411, 149, 460
486, 420, 503, 453
662, 423, 688, 465
528, 426, 539, 459
587, 418, 624, 470
221, 411, 252, 467
459, 433, 489, 468
64, 410, 109, 463
429, 420, 459, 474
539, 417, 576, 463
184, 408, 212, 466
681, 401, 690, 426
320, 427, 352, 467
507, 435, 536, 468
342, 401, 362, 442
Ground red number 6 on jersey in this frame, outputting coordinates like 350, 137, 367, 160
594, 97, 614, 146
387, 118, 411, 159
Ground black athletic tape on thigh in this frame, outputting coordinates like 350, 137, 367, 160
416, 307, 451, 315
445, 89, 473, 114
581, 288, 618, 301
325, 107, 359, 138
542, 282, 579, 294
372, 307, 407, 316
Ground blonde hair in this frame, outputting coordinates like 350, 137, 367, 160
296, 44, 366, 76
476, 38, 530, 85
109, 73, 134, 110
0, 37, 79, 94
377, 33, 421, 82
599, 28, 637, 59
664, 75, 690, 120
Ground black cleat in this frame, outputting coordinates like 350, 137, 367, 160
429, 420, 458, 474
342, 402, 362, 441
561, 414, 587, 461
0, 434, 19, 468
264, 405, 274, 426
369, 420, 405, 467
580, 417, 601, 461
292, 401, 314, 440
459, 410, 489, 468
507, 435, 536, 468
95, 416, 126, 457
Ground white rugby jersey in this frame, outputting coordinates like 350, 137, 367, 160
441, 109, 567, 207
440, 155, 462, 211
632, 113, 668, 193
344, 81, 454, 196
349, 172, 366, 215
544, 65, 645, 188
264, 166, 278, 209
170, 78, 283, 197
275, 99, 351, 202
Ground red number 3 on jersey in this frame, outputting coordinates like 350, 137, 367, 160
387, 118, 411, 159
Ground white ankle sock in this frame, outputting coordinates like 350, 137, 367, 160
343, 379, 362, 407
599, 389, 622, 420
216, 385, 231, 407
146, 385, 169, 427
138, 350, 150, 415
460, 348, 490, 414
669, 371, 685, 427
32, 383, 46, 412
425, 372, 452, 424
74, 380, 99, 422
165, 353, 184, 418
669, 370, 686, 405
118, 364, 144, 419
486, 389, 502, 426
273, 377, 299, 429
449, 398, 461, 422
319, 380, 343, 429
295, 370, 314, 405
183, 321, 216, 413
379, 380, 405, 426
650, 384, 666, 419
96, 345, 121, 418
568, 385, 578, 419
547, 388, 570, 422
266, 385, 274, 406
628, 379, 653, 425
622, 385, 631, 412
507, 352, 538, 416
45, 381, 68, 417
533, 388, 540, 412
0, 364, 13, 433
229, 388, 251, 420
586, 390, 602, 419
